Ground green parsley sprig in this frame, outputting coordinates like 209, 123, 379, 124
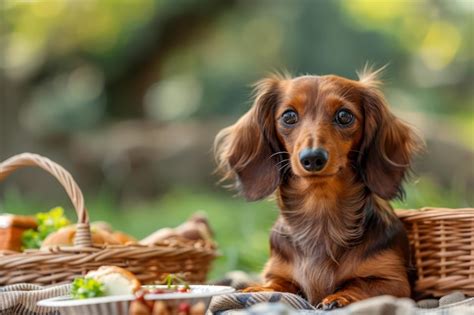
163, 274, 190, 290
71, 277, 105, 299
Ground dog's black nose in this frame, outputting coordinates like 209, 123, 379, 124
299, 148, 328, 172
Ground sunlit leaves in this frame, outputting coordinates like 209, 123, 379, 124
3, 0, 156, 79
340, 0, 468, 72
419, 21, 462, 70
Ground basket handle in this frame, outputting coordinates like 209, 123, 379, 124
0, 153, 92, 247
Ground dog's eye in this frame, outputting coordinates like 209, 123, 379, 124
281, 110, 298, 125
335, 109, 354, 126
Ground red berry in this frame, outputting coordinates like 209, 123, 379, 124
178, 302, 190, 312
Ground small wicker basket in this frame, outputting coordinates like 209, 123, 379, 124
396, 207, 474, 297
0, 153, 217, 286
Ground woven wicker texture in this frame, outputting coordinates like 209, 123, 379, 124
396, 207, 474, 297
0, 153, 216, 286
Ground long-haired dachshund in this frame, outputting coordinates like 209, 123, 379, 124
214, 69, 423, 309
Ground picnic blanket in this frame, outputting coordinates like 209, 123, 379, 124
209, 271, 474, 314
1, 282, 473, 315
0, 283, 70, 315
208, 292, 474, 315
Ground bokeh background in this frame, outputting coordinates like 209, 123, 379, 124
0, 0, 473, 279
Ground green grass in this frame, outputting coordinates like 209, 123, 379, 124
0, 176, 469, 280
392, 175, 472, 209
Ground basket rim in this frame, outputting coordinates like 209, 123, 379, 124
395, 207, 474, 221
0, 242, 217, 266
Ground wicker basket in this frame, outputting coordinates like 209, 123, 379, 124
0, 153, 217, 286
397, 207, 474, 297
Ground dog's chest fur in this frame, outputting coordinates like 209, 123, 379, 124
294, 250, 340, 304
272, 179, 368, 304
271, 215, 360, 304
269, 183, 406, 305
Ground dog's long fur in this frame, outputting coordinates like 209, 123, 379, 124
214, 69, 423, 309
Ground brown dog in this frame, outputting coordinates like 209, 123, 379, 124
214, 69, 422, 309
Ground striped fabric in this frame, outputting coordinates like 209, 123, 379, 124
1, 283, 473, 315
209, 292, 474, 315
210, 291, 315, 313
53, 300, 130, 315
0, 283, 70, 315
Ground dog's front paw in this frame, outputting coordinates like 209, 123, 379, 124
241, 286, 276, 293
317, 294, 354, 310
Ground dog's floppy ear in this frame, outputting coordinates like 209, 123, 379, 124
357, 70, 423, 200
214, 77, 283, 201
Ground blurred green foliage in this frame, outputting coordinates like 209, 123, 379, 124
1, 0, 472, 280
2, 0, 472, 125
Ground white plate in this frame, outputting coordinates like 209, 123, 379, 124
37, 285, 235, 315
141, 284, 235, 300
37, 294, 135, 307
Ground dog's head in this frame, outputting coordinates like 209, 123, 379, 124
215, 69, 422, 201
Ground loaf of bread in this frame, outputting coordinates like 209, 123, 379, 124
0, 214, 37, 251
140, 214, 213, 245
113, 231, 137, 244
41, 225, 121, 249
92, 221, 137, 244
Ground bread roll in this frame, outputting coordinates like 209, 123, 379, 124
113, 231, 137, 244
140, 214, 213, 245
41, 225, 121, 249
86, 266, 141, 296
91, 221, 114, 233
